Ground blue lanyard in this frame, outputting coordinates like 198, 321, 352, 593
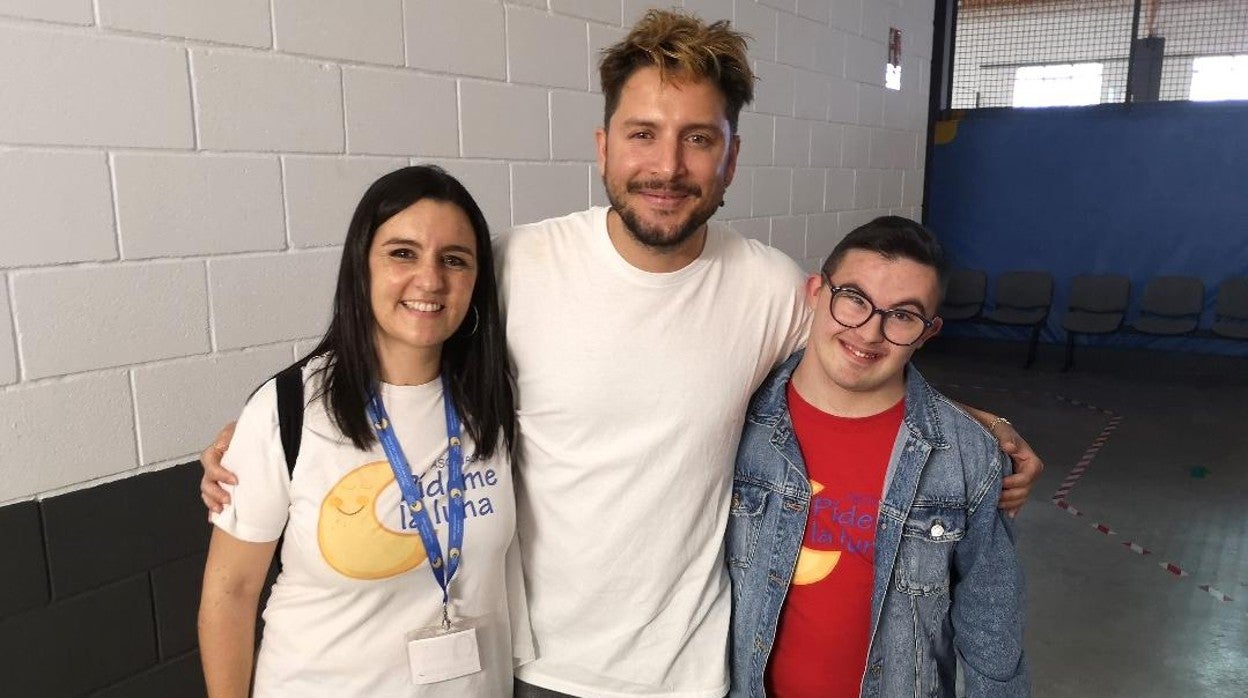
366, 378, 466, 624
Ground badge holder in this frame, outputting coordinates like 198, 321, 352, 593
370, 387, 481, 686
405, 606, 482, 685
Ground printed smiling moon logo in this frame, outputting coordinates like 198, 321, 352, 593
792, 479, 841, 585
318, 460, 427, 579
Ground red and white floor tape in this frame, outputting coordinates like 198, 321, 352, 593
942, 383, 1238, 604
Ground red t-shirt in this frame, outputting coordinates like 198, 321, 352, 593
764, 383, 903, 698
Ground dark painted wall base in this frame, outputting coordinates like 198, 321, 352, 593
0, 462, 210, 697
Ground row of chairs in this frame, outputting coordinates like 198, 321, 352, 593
939, 271, 1248, 369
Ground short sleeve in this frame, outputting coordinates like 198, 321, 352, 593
210, 378, 292, 543
782, 269, 813, 356
768, 251, 813, 363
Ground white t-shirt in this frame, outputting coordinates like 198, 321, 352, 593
497, 207, 808, 697
212, 365, 532, 697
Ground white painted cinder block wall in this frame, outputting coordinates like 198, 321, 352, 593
0, 0, 934, 504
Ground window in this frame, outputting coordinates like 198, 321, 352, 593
1012, 63, 1104, 107
1190, 55, 1248, 102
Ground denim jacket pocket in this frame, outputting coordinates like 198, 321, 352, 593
896, 503, 967, 596
727, 479, 769, 569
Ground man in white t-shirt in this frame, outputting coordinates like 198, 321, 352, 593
201, 10, 1043, 697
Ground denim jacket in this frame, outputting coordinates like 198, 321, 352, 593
727, 351, 1029, 697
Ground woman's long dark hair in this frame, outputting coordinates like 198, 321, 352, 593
301, 165, 515, 459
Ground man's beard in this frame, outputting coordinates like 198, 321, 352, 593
604, 176, 721, 250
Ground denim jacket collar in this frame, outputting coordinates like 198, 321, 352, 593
745, 349, 801, 425
898, 363, 949, 452
743, 351, 805, 492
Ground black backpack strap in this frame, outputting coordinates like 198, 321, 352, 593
274, 363, 306, 478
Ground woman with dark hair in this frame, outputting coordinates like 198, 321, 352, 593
198, 166, 531, 697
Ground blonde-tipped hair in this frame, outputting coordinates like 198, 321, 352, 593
599, 8, 754, 132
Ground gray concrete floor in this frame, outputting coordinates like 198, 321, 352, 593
915, 339, 1248, 698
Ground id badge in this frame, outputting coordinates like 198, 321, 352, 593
405, 621, 482, 685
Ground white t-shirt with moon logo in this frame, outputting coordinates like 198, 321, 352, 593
212, 365, 532, 697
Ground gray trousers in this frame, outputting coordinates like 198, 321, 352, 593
513, 678, 726, 698
513, 679, 580, 697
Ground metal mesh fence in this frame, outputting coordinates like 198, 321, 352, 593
950, 0, 1248, 109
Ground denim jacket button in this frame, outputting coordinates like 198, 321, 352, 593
930, 523, 945, 538
870, 664, 882, 676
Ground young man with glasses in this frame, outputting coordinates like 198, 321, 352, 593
727, 216, 1030, 697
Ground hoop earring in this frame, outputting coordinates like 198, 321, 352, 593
462, 305, 480, 337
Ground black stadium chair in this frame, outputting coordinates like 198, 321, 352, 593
1211, 277, 1248, 340
1061, 274, 1130, 370
1130, 276, 1204, 336
984, 271, 1054, 368
939, 268, 988, 321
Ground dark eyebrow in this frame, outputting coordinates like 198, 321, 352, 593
380, 237, 418, 247
619, 117, 722, 134
619, 118, 659, 130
